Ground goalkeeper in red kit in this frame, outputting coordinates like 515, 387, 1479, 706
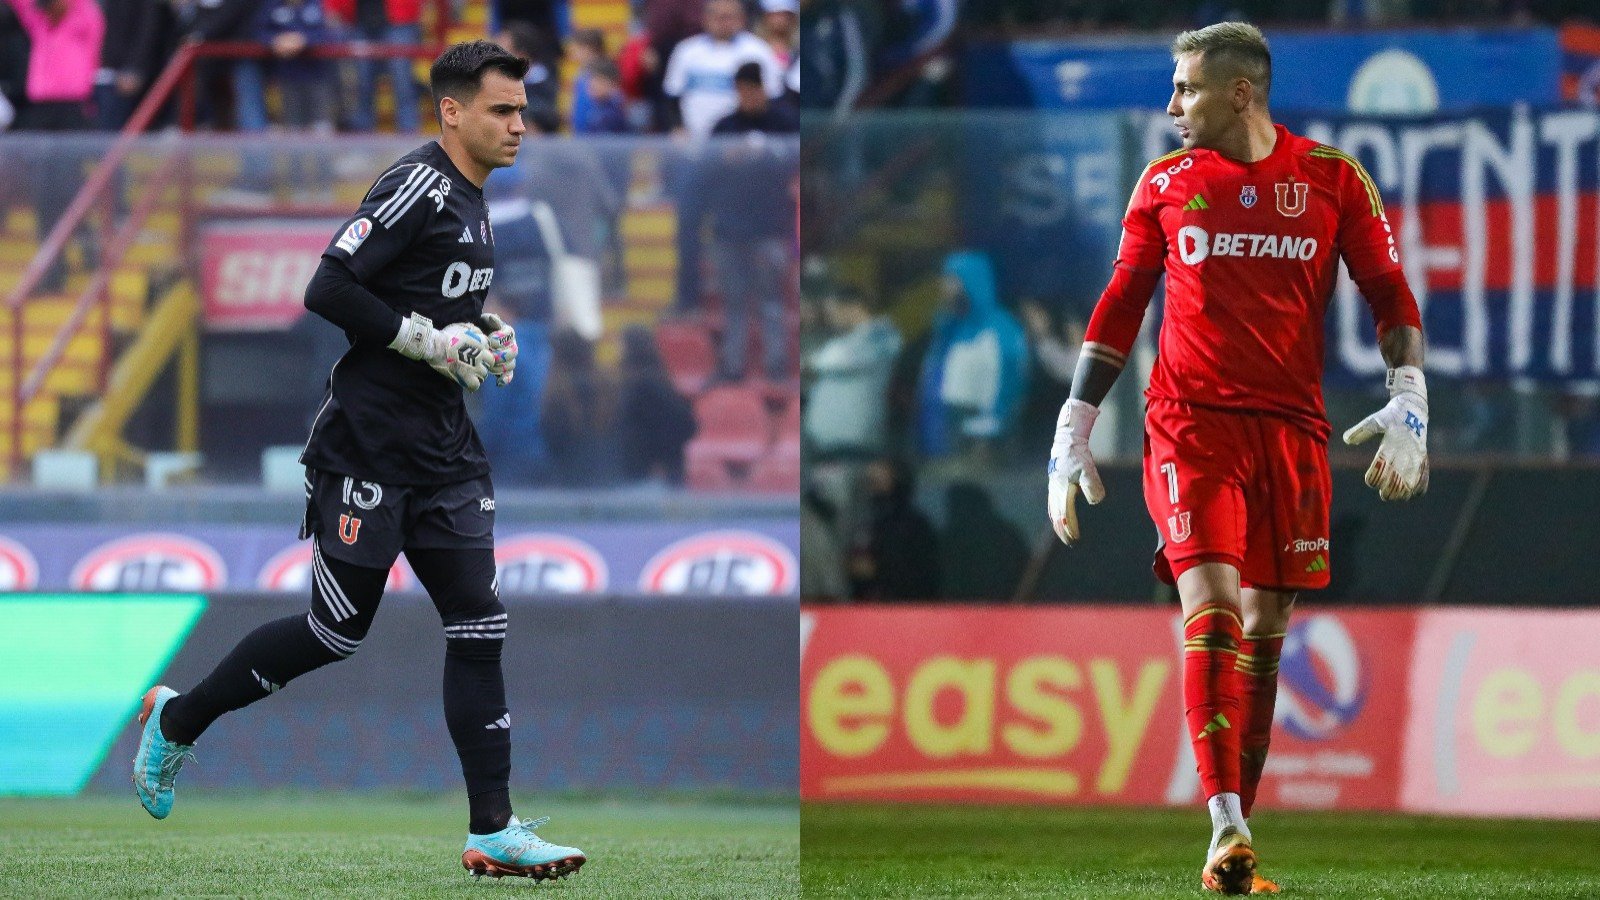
1045, 22, 1428, 896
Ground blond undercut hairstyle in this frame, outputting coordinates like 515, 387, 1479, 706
1172, 22, 1272, 103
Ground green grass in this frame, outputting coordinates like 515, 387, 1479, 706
802, 803, 1600, 899
0, 793, 797, 898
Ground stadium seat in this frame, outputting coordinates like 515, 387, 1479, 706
684, 384, 771, 489
655, 321, 717, 395
748, 438, 800, 492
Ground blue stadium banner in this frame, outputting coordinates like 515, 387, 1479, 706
964, 29, 1560, 115
1132, 108, 1600, 384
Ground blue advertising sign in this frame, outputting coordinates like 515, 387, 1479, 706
964, 28, 1560, 114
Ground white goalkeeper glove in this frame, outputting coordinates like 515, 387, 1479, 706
1342, 365, 1429, 501
477, 313, 518, 386
388, 312, 491, 391
1047, 398, 1106, 545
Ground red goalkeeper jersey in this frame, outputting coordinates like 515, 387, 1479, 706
1091, 124, 1412, 441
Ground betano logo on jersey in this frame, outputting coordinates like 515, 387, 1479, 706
71, 533, 228, 592
639, 530, 796, 595
255, 543, 411, 592
0, 535, 39, 590
1176, 225, 1320, 266
441, 262, 495, 298
494, 534, 608, 594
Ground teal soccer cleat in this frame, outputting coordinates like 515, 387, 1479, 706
132, 686, 195, 819
462, 815, 586, 880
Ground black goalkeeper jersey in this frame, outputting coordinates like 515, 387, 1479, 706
300, 142, 498, 485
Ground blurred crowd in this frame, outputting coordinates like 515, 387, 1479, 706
0, 0, 801, 135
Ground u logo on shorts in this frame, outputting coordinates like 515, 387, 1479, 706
339, 514, 362, 545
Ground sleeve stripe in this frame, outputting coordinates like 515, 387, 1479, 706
379, 169, 439, 228
371, 164, 423, 215
375, 164, 441, 228
1081, 341, 1128, 366
1309, 147, 1383, 217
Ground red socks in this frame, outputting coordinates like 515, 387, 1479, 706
1183, 603, 1243, 800
1236, 632, 1285, 818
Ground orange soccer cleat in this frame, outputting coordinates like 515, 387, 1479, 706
1201, 828, 1257, 895
1249, 871, 1281, 893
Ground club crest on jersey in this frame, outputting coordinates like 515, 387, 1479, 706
1276, 181, 1309, 217
480, 220, 488, 244
1240, 185, 1258, 208
338, 514, 362, 545
1167, 510, 1192, 543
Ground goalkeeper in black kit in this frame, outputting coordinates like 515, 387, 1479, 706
131, 41, 587, 881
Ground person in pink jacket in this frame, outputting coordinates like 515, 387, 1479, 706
5, 0, 105, 291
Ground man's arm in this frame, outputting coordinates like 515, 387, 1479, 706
1379, 323, 1424, 369
1046, 165, 1167, 544
2, 0, 44, 38
303, 256, 402, 344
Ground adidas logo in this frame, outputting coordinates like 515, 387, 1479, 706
459, 227, 473, 243
252, 669, 280, 694
485, 713, 511, 730
1304, 554, 1328, 574
1195, 712, 1230, 740
1184, 194, 1210, 211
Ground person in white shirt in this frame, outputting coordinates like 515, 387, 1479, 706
662, 0, 784, 139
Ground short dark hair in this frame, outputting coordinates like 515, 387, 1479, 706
430, 40, 530, 112
734, 61, 764, 86
590, 58, 621, 82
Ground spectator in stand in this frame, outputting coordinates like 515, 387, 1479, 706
95, 0, 163, 129
845, 457, 942, 601
574, 59, 630, 134
643, 0, 703, 129
703, 60, 798, 381
541, 328, 620, 487
914, 250, 1030, 458
617, 24, 663, 132
663, 0, 785, 312
495, 0, 557, 46
663, 0, 784, 139
616, 326, 698, 484
3, 0, 103, 291
803, 284, 901, 460
759, 0, 797, 68
798, 0, 875, 118
497, 21, 561, 133
258, 0, 336, 134
326, 0, 422, 132
565, 27, 605, 136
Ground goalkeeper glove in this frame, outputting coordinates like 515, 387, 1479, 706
1047, 398, 1106, 545
1342, 365, 1429, 501
388, 312, 491, 391
477, 313, 518, 386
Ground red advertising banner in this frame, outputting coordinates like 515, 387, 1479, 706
1402, 609, 1600, 819
200, 220, 341, 330
801, 606, 1415, 812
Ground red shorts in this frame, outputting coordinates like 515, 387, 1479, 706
1143, 398, 1332, 591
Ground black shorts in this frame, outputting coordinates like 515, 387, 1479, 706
300, 468, 495, 569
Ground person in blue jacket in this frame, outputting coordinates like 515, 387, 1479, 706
915, 250, 1029, 457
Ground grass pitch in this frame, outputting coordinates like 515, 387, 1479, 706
802, 803, 1600, 898
0, 793, 796, 898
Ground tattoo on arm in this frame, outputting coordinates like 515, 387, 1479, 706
1379, 325, 1425, 369
1068, 341, 1127, 407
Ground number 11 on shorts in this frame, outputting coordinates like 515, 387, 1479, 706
1160, 461, 1180, 505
